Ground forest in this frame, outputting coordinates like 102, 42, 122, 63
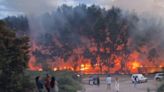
3, 4, 164, 74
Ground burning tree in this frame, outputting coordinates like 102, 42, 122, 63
3, 4, 164, 74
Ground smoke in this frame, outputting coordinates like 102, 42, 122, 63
83, 0, 164, 50
2, 0, 164, 13
2, 0, 164, 23
2, 0, 164, 46
113, 0, 164, 18
1, 0, 164, 71
1, 0, 58, 15
1, 0, 60, 39
2, 0, 164, 48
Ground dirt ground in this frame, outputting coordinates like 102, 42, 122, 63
81, 75, 161, 92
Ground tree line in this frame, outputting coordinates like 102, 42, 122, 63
4, 4, 164, 73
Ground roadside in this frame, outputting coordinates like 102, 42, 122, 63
80, 75, 161, 92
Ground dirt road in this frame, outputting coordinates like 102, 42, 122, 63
81, 76, 160, 92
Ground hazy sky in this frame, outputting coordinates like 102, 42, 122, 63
0, 0, 164, 18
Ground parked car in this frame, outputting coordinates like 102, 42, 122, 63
154, 73, 164, 81
131, 74, 148, 83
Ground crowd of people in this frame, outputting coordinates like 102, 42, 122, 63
35, 74, 58, 92
88, 74, 146, 92
35, 74, 141, 92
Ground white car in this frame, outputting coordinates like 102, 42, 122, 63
131, 74, 148, 83
154, 73, 164, 81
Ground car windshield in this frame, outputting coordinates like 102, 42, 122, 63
132, 74, 144, 78
158, 74, 164, 76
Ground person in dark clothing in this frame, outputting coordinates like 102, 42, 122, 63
97, 76, 100, 86
35, 76, 44, 92
134, 76, 138, 87
45, 74, 51, 92
93, 75, 97, 85
50, 77, 55, 88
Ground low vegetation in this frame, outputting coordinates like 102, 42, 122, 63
27, 70, 83, 92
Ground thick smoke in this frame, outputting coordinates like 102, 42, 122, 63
1, 0, 60, 39
2, 0, 164, 51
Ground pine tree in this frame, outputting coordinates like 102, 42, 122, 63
0, 20, 34, 92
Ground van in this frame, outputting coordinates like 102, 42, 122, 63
131, 74, 148, 83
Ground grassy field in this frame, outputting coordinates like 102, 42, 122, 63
25, 70, 83, 92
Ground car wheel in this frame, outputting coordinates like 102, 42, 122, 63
156, 78, 161, 81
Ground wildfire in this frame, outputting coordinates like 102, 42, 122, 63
127, 61, 141, 73
132, 61, 140, 69
27, 35, 164, 74
80, 64, 91, 71
28, 55, 42, 71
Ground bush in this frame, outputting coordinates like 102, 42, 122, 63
58, 77, 82, 92
54, 70, 82, 92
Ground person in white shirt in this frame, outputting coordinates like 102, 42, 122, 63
114, 77, 119, 92
106, 74, 112, 90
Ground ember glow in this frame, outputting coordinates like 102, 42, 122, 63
28, 40, 164, 74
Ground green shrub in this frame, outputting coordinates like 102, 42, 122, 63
55, 71, 82, 92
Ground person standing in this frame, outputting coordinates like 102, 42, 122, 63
114, 77, 119, 92
35, 76, 44, 92
55, 79, 59, 92
93, 75, 97, 85
134, 76, 138, 87
106, 74, 112, 90
50, 76, 57, 92
97, 76, 100, 86
89, 76, 93, 85
45, 74, 51, 92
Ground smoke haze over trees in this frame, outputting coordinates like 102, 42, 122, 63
3, 4, 164, 73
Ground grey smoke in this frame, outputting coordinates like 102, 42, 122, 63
1, 0, 60, 39
1, 0, 164, 40
2, 0, 164, 14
